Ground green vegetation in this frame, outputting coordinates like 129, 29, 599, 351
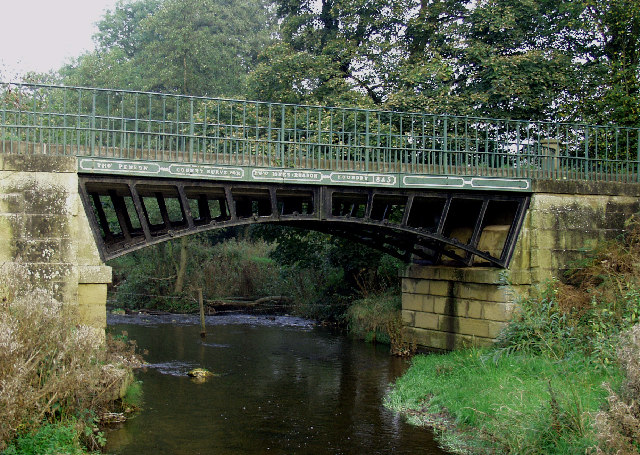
53, 0, 639, 126
386, 351, 620, 454
0, 264, 142, 454
2, 421, 86, 455
346, 292, 416, 355
110, 226, 405, 327
6, 0, 640, 451
386, 217, 640, 454
63, 0, 273, 97
347, 293, 401, 345
110, 231, 282, 312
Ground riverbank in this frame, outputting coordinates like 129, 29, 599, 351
386, 218, 640, 454
386, 349, 622, 454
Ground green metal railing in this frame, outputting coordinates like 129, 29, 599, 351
1, 81, 639, 182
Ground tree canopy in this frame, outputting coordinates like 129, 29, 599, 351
247, 0, 639, 124
61, 0, 639, 125
63, 0, 273, 97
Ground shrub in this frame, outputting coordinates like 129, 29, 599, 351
347, 293, 415, 355
497, 215, 640, 364
2, 421, 84, 455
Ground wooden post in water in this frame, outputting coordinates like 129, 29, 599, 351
198, 288, 206, 338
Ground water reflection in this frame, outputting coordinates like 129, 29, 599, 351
106, 314, 447, 455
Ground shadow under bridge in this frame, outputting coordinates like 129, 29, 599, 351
79, 175, 529, 267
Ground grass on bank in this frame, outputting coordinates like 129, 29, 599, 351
387, 215, 640, 454
386, 350, 621, 454
347, 292, 416, 355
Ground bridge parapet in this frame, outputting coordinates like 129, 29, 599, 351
2, 82, 639, 186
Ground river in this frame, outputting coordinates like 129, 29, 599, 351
105, 313, 447, 455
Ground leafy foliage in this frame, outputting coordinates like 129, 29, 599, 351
63, 0, 273, 97
2, 421, 84, 455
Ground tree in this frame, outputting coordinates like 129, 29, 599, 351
567, 0, 640, 125
63, 0, 274, 98
61, 0, 159, 89
94, 0, 161, 58
247, 0, 411, 106
138, 0, 273, 96
388, 0, 640, 124
386, 0, 579, 120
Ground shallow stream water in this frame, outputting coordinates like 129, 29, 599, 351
105, 313, 447, 455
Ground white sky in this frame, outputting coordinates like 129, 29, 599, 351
0, 0, 120, 79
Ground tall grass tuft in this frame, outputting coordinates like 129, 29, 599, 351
0, 264, 142, 451
347, 293, 415, 355
595, 323, 640, 454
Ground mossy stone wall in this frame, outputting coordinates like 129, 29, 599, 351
0, 155, 111, 328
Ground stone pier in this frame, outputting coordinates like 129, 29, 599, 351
0, 155, 111, 328
402, 181, 640, 350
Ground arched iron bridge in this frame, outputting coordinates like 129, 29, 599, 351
4, 82, 637, 267
80, 175, 529, 267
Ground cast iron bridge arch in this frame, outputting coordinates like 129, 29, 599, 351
2, 82, 639, 267
79, 175, 529, 267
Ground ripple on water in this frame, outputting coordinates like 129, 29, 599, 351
107, 313, 315, 329
201, 342, 231, 348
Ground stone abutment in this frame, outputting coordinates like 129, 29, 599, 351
0, 155, 111, 328
402, 181, 640, 350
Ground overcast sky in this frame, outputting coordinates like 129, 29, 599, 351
0, 0, 119, 79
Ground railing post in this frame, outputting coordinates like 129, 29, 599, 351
91, 91, 96, 156
134, 94, 139, 157
189, 97, 194, 162
76, 89, 81, 154
443, 116, 449, 174
585, 126, 590, 180
365, 110, 370, 172
267, 104, 272, 164
61, 89, 67, 155
148, 94, 153, 160
281, 104, 286, 167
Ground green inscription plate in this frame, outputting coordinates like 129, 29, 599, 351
252, 168, 323, 183
168, 163, 243, 179
402, 175, 530, 191
78, 158, 529, 192
79, 158, 161, 174
329, 172, 396, 186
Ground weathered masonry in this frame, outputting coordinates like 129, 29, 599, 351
0, 155, 111, 327
2, 83, 640, 349
401, 181, 640, 350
